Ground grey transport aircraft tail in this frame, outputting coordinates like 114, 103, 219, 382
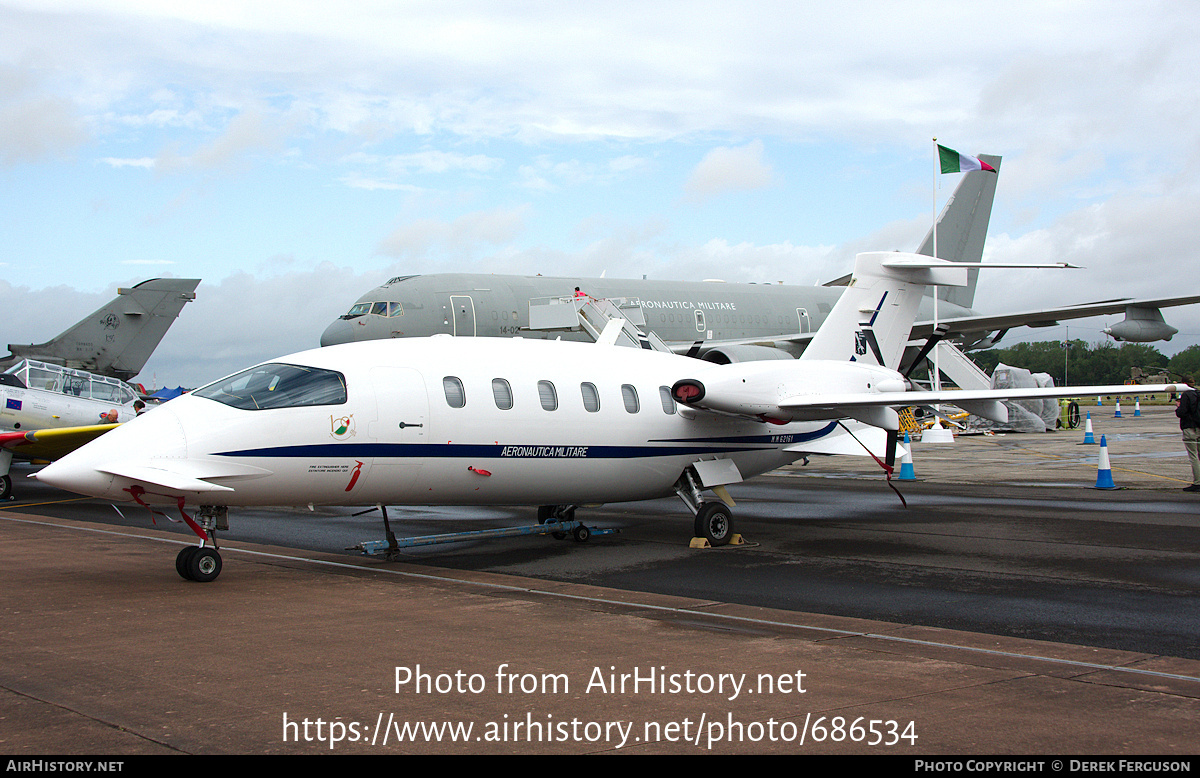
3, 278, 200, 382
914, 154, 1000, 310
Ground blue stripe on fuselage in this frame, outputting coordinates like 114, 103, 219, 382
214, 422, 838, 460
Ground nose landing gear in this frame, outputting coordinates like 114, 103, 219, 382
175, 505, 228, 582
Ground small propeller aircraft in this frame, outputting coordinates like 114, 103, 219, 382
35, 252, 1175, 582
0, 359, 141, 499
1, 277, 199, 499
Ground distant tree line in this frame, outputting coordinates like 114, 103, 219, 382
967, 341, 1200, 386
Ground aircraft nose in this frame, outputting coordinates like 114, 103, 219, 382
35, 406, 188, 501
320, 318, 355, 346
35, 456, 118, 499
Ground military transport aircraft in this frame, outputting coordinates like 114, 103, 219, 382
36, 251, 1172, 583
321, 156, 1196, 361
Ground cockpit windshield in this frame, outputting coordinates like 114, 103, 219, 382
341, 301, 403, 320
193, 363, 347, 410
3, 359, 138, 404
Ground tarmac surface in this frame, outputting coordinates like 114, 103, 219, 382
2, 404, 1198, 755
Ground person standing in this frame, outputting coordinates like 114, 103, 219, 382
1176, 376, 1200, 492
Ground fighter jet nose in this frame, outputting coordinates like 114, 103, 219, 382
320, 319, 355, 347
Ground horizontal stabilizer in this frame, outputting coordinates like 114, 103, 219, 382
781, 383, 1179, 411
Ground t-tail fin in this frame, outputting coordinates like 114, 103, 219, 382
800, 252, 967, 370
914, 153, 1000, 309
4, 278, 200, 382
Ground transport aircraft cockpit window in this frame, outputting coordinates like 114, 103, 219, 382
193, 364, 347, 410
341, 301, 404, 319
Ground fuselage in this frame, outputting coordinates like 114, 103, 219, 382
320, 273, 978, 355
1, 359, 139, 431
37, 336, 856, 508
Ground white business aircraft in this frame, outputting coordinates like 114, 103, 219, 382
0, 359, 141, 499
36, 252, 1174, 583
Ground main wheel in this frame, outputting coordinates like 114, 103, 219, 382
0, 474, 11, 500
538, 505, 570, 540
694, 502, 734, 547
187, 547, 223, 583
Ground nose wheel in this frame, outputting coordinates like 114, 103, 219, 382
174, 505, 228, 582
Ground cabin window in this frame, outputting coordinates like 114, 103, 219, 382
659, 386, 677, 415
538, 380, 558, 411
492, 378, 513, 410
581, 382, 600, 412
194, 364, 348, 410
621, 384, 640, 413
442, 376, 466, 408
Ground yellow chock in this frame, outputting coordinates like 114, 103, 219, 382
689, 534, 746, 548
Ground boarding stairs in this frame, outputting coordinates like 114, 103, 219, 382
527, 295, 673, 353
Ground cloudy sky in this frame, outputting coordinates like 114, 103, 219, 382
2, 1, 1198, 387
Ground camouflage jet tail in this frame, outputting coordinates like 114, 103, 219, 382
3, 278, 199, 382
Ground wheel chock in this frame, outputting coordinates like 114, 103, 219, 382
688, 533, 746, 549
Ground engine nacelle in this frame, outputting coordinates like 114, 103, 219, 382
671, 359, 907, 426
1103, 306, 1177, 342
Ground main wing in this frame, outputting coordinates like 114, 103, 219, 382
909, 294, 1200, 342
1, 424, 121, 462
668, 294, 1200, 358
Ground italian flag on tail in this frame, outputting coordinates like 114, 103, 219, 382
937, 144, 996, 174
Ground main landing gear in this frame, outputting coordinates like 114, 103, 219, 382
538, 505, 592, 542
674, 469, 739, 547
176, 505, 228, 582
693, 501, 734, 547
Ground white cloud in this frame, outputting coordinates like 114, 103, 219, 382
684, 140, 774, 201
101, 157, 155, 168
0, 96, 88, 164
375, 206, 530, 260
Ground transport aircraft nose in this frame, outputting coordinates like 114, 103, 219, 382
320, 318, 356, 346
